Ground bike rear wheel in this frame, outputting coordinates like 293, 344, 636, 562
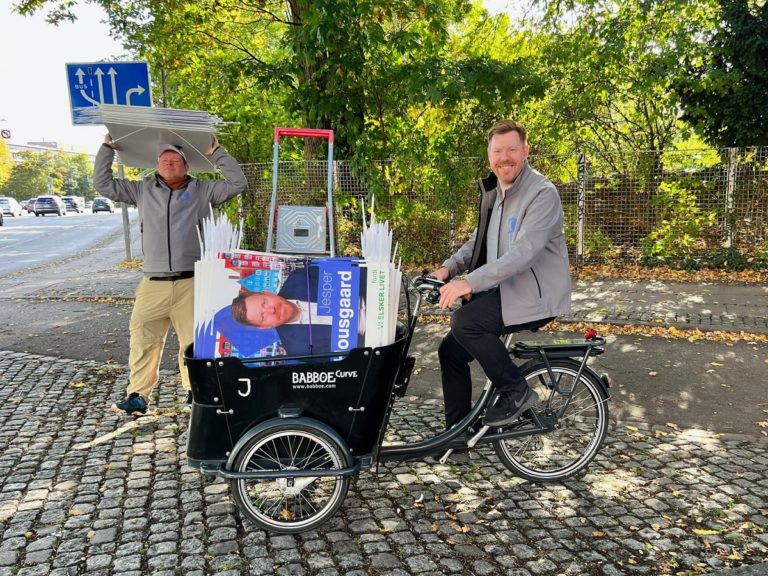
230, 422, 350, 534
493, 359, 609, 482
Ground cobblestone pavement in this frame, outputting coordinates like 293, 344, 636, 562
1, 352, 766, 576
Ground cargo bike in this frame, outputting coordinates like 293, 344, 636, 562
184, 273, 612, 534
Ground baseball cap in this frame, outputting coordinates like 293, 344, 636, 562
157, 144, 187, 164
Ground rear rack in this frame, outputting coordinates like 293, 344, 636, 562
513, 336, 606, 360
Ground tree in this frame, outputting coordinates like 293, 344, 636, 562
0, 151, 53, 200
0, 140, 12, 189
674, 0, 768, 147
16, 0, 543, 165
0, 150, 93, 200
516, 0, 719, 171
58, 153, 93, 197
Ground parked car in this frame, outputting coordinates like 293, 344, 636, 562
34, 195, 67, 217
61, 196, 85, 213
91, 197, 115, 213
0, 210, 3, 226
0, 197, 24, 217
25, 199, 37, 214
84, 200, 93, 211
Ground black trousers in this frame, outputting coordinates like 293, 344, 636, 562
438, 289, 551, 429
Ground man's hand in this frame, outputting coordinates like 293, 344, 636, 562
205, 136, 220, 156
438, 279, 472, 310
430, 267, 450, 282
103, 133, 122, 150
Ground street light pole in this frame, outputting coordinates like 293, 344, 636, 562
117, 161, 133, 260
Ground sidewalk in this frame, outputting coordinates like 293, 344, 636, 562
4, 261, 768, 334
569, 277, 768, 334
1, 250, 767, 575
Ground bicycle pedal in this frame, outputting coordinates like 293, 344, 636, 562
466, 425, 489, 448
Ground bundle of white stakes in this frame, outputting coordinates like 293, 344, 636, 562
76, 104, 230, 132
197, 206, 243, 259
361, 197, 398, 265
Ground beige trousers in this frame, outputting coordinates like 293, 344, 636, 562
126, 277, 194, 399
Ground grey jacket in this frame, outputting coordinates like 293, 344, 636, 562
441, 162, 571, 325
93, 144, 248, 273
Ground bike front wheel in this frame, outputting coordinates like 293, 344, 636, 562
230, 422, 351, 534
493, 359, 609, 482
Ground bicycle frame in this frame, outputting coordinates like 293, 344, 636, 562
377, 276, 609, 463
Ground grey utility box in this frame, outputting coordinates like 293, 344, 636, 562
275, 205, 327, 254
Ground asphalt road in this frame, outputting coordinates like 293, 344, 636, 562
0, 209, 129, 275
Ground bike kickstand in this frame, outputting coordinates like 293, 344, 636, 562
438, 449, 454, 464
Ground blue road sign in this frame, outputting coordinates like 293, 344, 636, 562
66, 61, 152, 125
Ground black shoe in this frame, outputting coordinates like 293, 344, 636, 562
181, 391, 193, 415
483, 387, 538, 427
111, 392, 148, 415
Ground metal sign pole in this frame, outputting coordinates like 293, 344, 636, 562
117, 161, 133, 261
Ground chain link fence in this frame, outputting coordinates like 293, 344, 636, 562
235, 146, 768, 267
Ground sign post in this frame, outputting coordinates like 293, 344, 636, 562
66, 61, 152, 261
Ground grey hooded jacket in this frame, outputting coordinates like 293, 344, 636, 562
441, 161, 571, 326
93, 144, 247, 273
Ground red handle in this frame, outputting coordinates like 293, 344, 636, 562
274, 127, 334, 144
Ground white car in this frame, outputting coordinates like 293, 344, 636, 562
0, 197, 24, 217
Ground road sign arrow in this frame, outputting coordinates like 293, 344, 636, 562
75, 68, 85, 84
108, 67, 118, 104
79, 89, 100, 105
94, 68, 106, 104
125, 85, 146, 105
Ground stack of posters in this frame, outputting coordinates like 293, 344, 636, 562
193, 198, 402, 362
193, 251, 370, 361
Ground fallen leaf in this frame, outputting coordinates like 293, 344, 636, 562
710, 362, 724, 366
693, 528, 720, 535
592, 530, 605, 537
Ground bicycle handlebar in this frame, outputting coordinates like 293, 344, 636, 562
412, 272, 444, 305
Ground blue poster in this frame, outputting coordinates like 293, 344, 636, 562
315, 258, 363, 353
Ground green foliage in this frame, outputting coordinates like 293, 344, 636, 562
17, 0, 544, 168
675, 0, 768, 147
376, 197, 453, 266
0, 150, 94, 200
563, 204, 615, 259
0, 140, 12, 188
640, 181, 718, 262
0, 151, 53, 199
59, 153, 93, 196
641, 247, 767, 271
